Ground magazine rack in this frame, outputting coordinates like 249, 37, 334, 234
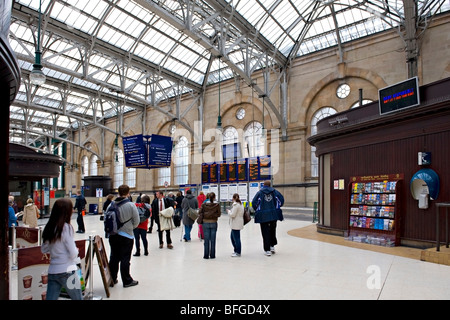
348, 174, 403, 246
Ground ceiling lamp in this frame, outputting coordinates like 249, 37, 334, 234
30, 0, 45, 86
216, 56, 222, 130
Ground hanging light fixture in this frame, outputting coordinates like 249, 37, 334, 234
216, 55, 222, 130
30, 0, 46, 86
114, 134, 119, 163
114, 92, 120, 162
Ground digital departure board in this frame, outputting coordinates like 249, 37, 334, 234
379, 77, 420, 115
202, 156, 271, 186
209, 163, 218, 183
228, 160, 237, 182
219, 162, 228, 182
249, 157, 259, 181
202, 163, 209, 184
259, 155, 271, 180
237, 158, 248, 182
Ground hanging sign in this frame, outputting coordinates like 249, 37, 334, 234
147, 134, 173, 167
122, 134, 148, 168
122, 134, 172, 169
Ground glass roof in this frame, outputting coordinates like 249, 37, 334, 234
8, 0, 450, 149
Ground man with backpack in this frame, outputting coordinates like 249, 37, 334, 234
251, 180, 285, 256
106, 184, 140, 288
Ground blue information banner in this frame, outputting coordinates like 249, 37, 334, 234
122, 134, 148, 168
148, 134, 173, 167
122, 134, 172, 169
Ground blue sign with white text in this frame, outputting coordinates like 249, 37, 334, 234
122, 134, 172, 169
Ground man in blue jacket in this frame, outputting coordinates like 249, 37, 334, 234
251, 180, 284, 256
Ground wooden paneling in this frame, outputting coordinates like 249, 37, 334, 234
326, 129, 450, 243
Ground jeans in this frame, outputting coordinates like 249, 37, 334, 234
230, 229, 241, 254
176, 207, 183, 220
46, 271, 83, 300
108, 234, 135, 285
260, 220, 278, 252
133, 228, 148, 253
76, 211, 85, 232
184, 224, 193, 241
203, 222, 218, 258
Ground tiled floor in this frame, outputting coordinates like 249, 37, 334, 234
12, 212, 450, 300
67, 213, 450, 300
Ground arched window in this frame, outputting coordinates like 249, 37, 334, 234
51, 144, 64, 189
126, 166, 136, 188
174, 136, 189, 185
222, 126, 238, 145
81, 155, 88, 186
310, 107, 337, 177
158, 167, 171, 187
113, 149, 124, 189
90, 155, 98, 176
351, 99, 373, 108
244, 121, 265, 157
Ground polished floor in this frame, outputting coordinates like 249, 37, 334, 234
19, 211, 450, 300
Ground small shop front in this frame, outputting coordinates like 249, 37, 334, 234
308, 77, 450, 248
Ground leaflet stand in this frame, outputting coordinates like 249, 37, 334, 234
84, 235, 102, 300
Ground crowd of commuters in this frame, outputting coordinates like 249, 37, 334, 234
10, 180, 284, 299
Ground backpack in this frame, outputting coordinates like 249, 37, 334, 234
104, 198, 130, 236
136, 204, 151, 223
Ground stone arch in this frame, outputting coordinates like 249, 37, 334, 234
220, 94, 274, 129
302, 65, 387, 129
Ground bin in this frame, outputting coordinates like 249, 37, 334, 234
89, 204, 98, 215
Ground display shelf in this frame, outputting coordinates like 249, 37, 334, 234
347, 174, 403, 246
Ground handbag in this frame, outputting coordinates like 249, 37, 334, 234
187, 207, 199, 221
243, 207, 251, 225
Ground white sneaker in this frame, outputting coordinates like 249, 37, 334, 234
270, 246, 275, 254
264, 251, 272, 256
231, 252, 241, 257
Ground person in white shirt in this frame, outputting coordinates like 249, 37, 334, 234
41, 198, 82, 300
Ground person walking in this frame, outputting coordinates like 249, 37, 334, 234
41, 198, 83, 300
21, 198, 40, 228
251, 180, 285, 256
151, 190, 175, 249
198, 192, 221, 259
181, 189, 198, 242
175, 191, 184, 219
108, 184, 140, 288
8, 198, 17, 228
133, 195, 151, 256
197, 192, 207, 240
228, 193, 244, 257
73, 190, 87, 233
103, 194, 114, 212
148, 192, 157, 233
